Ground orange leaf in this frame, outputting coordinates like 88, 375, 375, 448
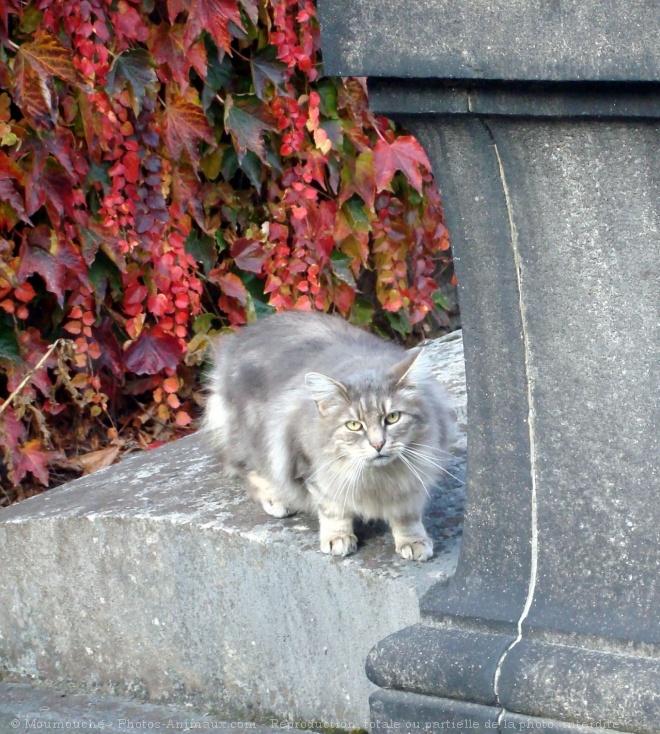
16, 31, 78, 85
162, 97, 215, 168
14, 282, 36, 303
162, 376, 180, 393
13, 31, 79, 129
75, 445, 121, 476
354, 150, 376, 209
175, 410, 192, 426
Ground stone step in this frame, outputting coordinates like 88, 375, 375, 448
0, 332, 466, 725
0, 681, 279, 731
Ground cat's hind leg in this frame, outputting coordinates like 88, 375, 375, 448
247, 472, 297, 518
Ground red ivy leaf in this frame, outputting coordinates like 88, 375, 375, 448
123, 281, 148, 316
162, 97, 215, 169
230, 237, 266, 274
209, 269, 247, 305
12, 31, 79, 130
123, 150, 140, 183
15, 225, 89, 306
124, 326, 186, 375
167, 0, 188, 24
150, 23, 208, 92
183, 0, 244, 55
0, 406, 27, 452
171, 164, 206, 231
0, 153, 30, 224
30, 159, 76, 231
17, 227, 66, 306
43, 126, 87, 179
115, 1, 149, 43
14, 439, 63, 487
91, 318, 124, 380
14, 440, 49, 485
373, 136, 432, 194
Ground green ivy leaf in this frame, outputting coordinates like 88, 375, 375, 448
193, 313, 217, 334
250, 46, 287, 100
385, 310, 412, 338
239, 149, 264, 188
330, 250, 356, 288
185, 232, 218, 274
343, 196, 371, 233
201, 148, 224, 180
224, 93, 276, 163
316, 79, 339, 119
216, 230, 228, 253
105, 49, 158, 116
89, 250, 122, 304
0, 313, 20, 363
240, 272, 275, 319
202, 52, 233, 111
221, 146, 239, 181
350, 297, 375, 327
19, 5, 43, 33
432, 289, 450, 311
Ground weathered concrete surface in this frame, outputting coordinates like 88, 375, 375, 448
0, 332, 466, 726
318, 0, 660, 81
364, 112, 660, 733
0, 682, 278, 731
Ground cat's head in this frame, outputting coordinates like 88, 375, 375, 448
305, 348, 448, 468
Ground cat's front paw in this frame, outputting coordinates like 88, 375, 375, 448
262, 500, 294, 518
397, 536, 433, 561
320, 533, 358, 557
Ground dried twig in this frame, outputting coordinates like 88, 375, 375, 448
0, 339, 66, 419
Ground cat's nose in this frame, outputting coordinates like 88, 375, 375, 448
370, 439, 384, 452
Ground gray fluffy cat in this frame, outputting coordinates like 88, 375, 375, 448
204, 311, 455, 561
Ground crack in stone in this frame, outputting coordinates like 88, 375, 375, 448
480, 120, 540, 731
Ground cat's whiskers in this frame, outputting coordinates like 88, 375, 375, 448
409, 441, 455, 458
340, 457, 364, 519
325, 455, 360, 510
205, 310, 457, 560
327, 461, 356, 508
308, 452, 355, 508
303, 453, 349, 488
403, 447, 463, 484
352, 458, 367, 516
398, 453, 432, 501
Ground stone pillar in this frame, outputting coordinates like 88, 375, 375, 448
317, 2, 660, 731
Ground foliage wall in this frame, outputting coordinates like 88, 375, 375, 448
0, 0, 450, 501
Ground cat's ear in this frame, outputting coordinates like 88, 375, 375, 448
391, 347, 433, 386
305, 372, 349, 414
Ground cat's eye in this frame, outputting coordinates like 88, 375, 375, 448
345, 420, 362, 431
384, 411, 401, 425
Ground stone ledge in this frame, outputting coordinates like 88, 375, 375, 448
0, 682, 279, 731
0, 332, 466, 724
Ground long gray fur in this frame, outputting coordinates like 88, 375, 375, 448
204, 312, 455, 560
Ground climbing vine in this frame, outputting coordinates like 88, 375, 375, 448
0, 0, 451, 500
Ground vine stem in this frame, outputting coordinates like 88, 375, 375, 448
0, 339, 65, 419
